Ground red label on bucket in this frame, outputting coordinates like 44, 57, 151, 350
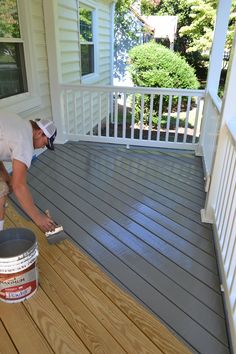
1, 280, 37, 300
0, 263, 38, 302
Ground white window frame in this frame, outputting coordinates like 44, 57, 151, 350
0, 0, 41, 114
79, 1, 99, 84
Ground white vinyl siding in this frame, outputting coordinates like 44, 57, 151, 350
58, 0, 81, 83
0, 0, 52, 120
97, 2, 111, 84
30, 0, 52, 119
57, 0, 112, 85
56, 0, 113, 135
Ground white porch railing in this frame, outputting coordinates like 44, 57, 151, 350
214, 121, 236, 350
61, 84, 205, 150
197, 91, 222, 191
202, 119, 236, 350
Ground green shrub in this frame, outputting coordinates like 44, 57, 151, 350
128, 42, 199, 125
128, 42, 199, 90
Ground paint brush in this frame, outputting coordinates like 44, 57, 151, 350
45, 210, 67, 244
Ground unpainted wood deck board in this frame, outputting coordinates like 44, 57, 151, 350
0, 320, 18, 354
0, 296, 55, 354
4, 204, 193, 354
38, 257, 127, 354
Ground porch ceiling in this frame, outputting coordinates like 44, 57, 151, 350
6, 142, 230, 354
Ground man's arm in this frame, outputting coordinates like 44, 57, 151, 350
11, 159, 55, 232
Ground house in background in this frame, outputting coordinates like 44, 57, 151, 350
114, 1, 177, 85
113, 3, 144, 85
0, 0, 236, 353
142, 15, 178, 50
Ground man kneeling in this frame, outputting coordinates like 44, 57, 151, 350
0, 111, 57, 232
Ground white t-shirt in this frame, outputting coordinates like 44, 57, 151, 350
0, 111, 34, 169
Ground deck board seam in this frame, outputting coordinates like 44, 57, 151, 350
0, 318, 19, 354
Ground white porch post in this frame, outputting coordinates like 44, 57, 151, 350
43, 0, 67, 144
201, 18, 236, 223
197, 0, 232, 156
110, 2, 116, 85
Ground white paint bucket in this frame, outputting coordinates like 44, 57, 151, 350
0, 228, 39, 303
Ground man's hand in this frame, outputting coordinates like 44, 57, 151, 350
34, 213, 56, 233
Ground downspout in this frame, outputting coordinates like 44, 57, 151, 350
110, 1, 116, 85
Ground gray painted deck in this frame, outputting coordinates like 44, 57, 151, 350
11, 142, 230, 354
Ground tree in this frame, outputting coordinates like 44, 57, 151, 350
0, 0, 20, 38
140, 0, 236, 79
129, 41, 199, 90
178, 0, 217, 55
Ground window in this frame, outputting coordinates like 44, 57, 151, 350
79, 6, 94, 76
0, 0, 28, 99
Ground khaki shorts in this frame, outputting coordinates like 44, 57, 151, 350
0, 176, 9, 198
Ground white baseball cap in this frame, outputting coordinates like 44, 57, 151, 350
35, 119, 57, 150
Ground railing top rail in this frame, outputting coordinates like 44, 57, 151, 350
61, 83, 206, 97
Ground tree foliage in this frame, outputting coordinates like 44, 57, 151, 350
129, 41, 199, 89
141, 0, 236, 56
79, 8, 93, 42
180, 0, 236, 54
115, 0, 138, 41
128, 41, 199, 125
140, 0, 236, 72
0, 0, 20, 38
